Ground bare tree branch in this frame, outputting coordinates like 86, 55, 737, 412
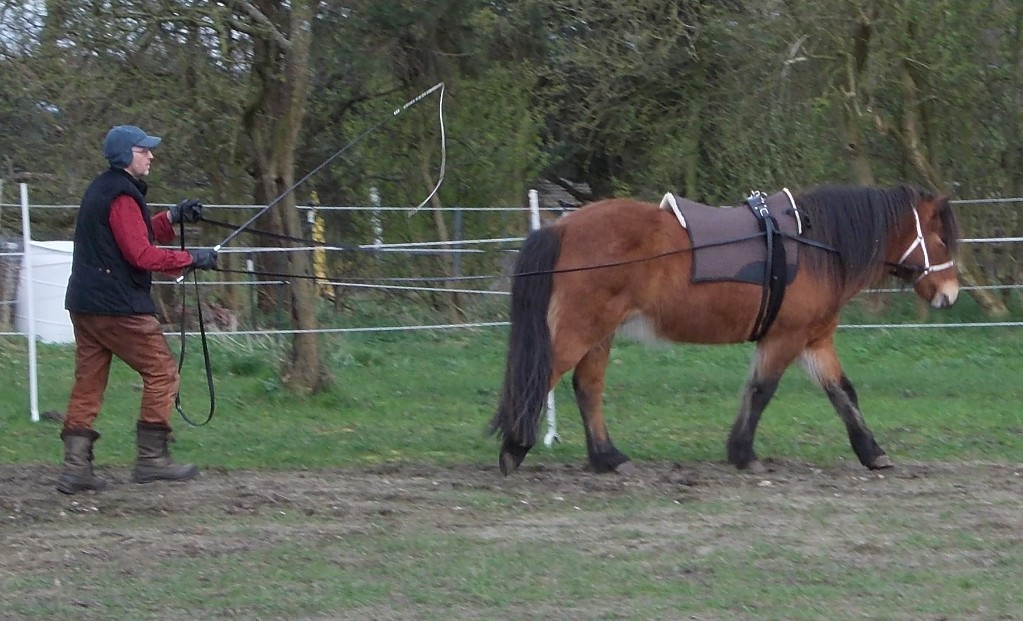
230, 0, 292, 51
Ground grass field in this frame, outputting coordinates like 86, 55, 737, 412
1, 303, 1022, 620
3, 308, 1022, 469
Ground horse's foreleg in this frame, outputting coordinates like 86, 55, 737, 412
572, 337, 632, 474
801, 337, 892, 469
726, 376, 780, 472
727, 338, 801, 472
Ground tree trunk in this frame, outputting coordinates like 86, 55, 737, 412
842, 15, 876, 186
242, 0, 331, 394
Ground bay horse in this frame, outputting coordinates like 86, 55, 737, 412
491, 185, 959, 475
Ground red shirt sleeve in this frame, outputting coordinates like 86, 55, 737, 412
109, 195, 194, 274
150, 209, 177, 244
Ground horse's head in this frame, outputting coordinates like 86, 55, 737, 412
887, 191, 960, 308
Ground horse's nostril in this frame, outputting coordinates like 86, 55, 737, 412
931, 291, 951, 309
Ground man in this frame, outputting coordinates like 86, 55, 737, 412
57, 124, 218, 495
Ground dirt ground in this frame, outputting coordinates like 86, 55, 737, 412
4, 458, 1021, 556
2, 459, 1021, 619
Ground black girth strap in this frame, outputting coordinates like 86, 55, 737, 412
746, 191, 788, 341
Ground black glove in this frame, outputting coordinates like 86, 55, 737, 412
189, 248, 218, 270
169, 198, 203, 224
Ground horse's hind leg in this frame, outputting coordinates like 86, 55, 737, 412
801, 336, 892, 469
727, 336, 803, 472
572, 336, 632, 474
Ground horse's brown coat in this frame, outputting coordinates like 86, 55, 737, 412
492, 185, 960, 476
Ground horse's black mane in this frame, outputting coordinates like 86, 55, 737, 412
793, 185, 957, 289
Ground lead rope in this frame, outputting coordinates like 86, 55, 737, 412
173, 217, 215, 426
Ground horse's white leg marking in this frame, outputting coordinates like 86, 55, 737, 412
616, 312, 665, 345
799, 348, 827, 387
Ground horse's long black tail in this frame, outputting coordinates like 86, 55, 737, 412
490, 226, 561, 448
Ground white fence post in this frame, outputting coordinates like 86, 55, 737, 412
20, 183, 40, 422
370, 186, 383, 247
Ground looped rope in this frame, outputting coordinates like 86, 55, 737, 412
173, 217, 216, 427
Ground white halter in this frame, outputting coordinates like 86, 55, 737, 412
896, 208, 955, 282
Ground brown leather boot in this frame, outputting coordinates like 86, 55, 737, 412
131, 421, 199, 484
56, 429, 108, 494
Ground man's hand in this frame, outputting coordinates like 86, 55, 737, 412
169, 198, 203, 224
188, 248, 218, 270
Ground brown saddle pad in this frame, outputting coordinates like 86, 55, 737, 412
660, 190, 801, 285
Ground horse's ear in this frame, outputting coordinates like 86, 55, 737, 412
935, 194, 951, 210
917, 188, 949, 213
934, 193, 961, 249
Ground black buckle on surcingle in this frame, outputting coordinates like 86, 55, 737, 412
746, 191, 770, 217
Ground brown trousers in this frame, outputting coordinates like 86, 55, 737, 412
64, 313, 179, 431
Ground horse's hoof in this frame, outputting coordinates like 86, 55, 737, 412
499, 451, 518, 476
868, 454, 894, 470
731, 457, 766, 474
613, 461, 637, 476
745, 460, 767, 475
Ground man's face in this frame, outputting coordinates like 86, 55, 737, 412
126, 146, 154, 178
